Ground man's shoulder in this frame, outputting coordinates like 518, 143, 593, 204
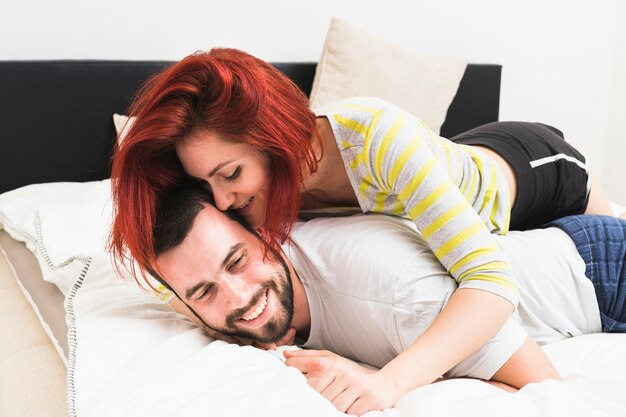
288, 214, 442, 293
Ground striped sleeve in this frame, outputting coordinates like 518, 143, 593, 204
153, 284, 176, 303
364, 105, 518, 306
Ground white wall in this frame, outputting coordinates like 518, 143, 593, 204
604, 1, 626, 207
1, 0, 624, 204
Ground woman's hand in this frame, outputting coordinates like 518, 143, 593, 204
284, 349, 401, 416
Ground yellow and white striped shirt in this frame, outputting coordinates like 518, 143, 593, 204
315, 97, 517, 305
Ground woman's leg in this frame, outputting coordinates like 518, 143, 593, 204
585, 174, 616, 216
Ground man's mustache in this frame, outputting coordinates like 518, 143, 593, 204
225, 281, 276, 329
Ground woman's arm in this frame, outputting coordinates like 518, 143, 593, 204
168, 295, 204, 325
491, 335, 560, 387
284, 291, 513, 415
291, 102, 524, 414
285, 295, 557, 416
374, 292, 556, 398
378, 288, 514, 402
364, 105, 519, 357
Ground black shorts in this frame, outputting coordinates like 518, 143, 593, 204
451, 121, 590, 230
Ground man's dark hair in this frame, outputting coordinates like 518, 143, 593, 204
148, 182, 269, 291
152, 183, 255, 258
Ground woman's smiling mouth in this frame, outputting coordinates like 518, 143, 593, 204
236, 197, 253, 213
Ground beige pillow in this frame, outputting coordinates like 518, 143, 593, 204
0, 231, 67, 360
0, 240, 67, 417
310, 18, 467, 134
112, 113, 135, 144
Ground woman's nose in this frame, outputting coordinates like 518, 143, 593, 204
211, 185, 235, 211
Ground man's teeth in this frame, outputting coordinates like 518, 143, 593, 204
242, 292, 267, 321
236, 197, 252, 210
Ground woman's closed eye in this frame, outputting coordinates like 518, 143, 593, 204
225, 166, 241, 181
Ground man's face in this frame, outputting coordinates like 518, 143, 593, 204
156, 204, 294, 343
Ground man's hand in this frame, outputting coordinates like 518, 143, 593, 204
204, 327, 297, 349
254, 327, 297, 350
284, 349, 401, 416
202, 327, 255, 345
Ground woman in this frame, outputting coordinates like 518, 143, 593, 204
109, 48, 614, 414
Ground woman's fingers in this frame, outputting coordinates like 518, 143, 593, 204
307, 373, 336, 394
284, 349, 333, 358
332, 387, 360, 414
285, 355, 317, 374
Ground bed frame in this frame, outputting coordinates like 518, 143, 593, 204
0, 61, 501, 194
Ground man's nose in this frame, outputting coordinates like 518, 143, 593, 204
221, 275, 255, 309
212, 184, 235, 212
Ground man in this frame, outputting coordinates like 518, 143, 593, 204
151, 185, 625, 416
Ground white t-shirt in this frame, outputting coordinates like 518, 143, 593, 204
284, 214, 601, 379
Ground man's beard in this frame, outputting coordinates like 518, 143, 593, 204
188, 260, 294, 344
224, 275, 294, 343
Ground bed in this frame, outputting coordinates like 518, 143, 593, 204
1, 20, 626, 417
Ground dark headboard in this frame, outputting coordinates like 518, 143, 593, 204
0, 60, 501, 194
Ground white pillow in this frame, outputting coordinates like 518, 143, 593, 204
0, 180, 113, 295
310, 18, 467, 134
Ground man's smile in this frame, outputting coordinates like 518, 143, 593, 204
240, 288, 270, 324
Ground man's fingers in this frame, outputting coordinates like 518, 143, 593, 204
254, 342, 277, 350
277, 327, 297, 345
204, 328, 255, 346
233, 336, 255, 346
254, 327, 297, 350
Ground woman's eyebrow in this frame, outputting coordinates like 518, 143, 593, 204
208, 159, 235, 177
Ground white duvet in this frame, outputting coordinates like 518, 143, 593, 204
1, 181, 625, 417
72, 265, 626, 417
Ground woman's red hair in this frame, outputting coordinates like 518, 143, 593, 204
109, 48, 318, 286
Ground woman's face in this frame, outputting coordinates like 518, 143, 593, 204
176, 130, 271, 229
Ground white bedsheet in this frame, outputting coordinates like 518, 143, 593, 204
73, 262, 626, 417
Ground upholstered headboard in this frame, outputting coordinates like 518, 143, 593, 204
0, 61, 501, 194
